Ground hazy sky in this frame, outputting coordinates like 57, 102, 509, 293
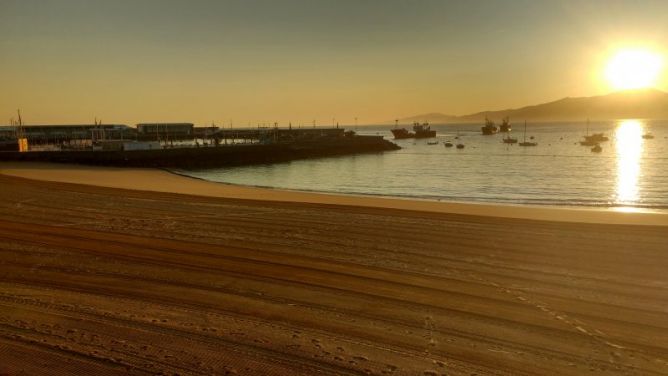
2, 0, 668, 125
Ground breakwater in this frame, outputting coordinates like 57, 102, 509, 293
0, 136, 399, 168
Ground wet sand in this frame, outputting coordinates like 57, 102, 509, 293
0, 163, 667, 375
1, 162, 667, 226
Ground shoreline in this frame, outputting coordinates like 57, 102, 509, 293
1, 161, 666, 226
170, 168, 668, 213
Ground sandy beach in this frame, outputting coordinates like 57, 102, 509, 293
1, 162, 668, 375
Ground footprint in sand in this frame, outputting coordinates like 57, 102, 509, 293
433, 360, 446, 367
381, 364, 398, 374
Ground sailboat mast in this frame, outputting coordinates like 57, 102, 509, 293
524, 120, 527, 142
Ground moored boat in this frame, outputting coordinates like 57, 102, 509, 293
579, 120, 609, 145
502, 131, 517, 144
412, 122, 436, 138
499, 117, 511, 132
518, 121, 537, 147
391, 122, 436, 139
481, 117, 498, 135
391, 128, 413, 139
584, 133, 609, 142
579, 139, 598, 146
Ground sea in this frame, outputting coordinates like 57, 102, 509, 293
175, 120, 668, 212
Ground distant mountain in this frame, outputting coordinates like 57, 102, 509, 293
460, 89, 668, 122
393, 89, 668, 124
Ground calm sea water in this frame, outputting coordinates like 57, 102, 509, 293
176, 120, 668, 211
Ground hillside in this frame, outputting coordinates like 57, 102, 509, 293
394, 89, 668, 124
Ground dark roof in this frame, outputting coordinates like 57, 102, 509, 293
136, 123, 194, 126
0, 124, 130, 129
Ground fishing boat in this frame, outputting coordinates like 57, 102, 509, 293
444, 141, 453, 147
391, 122, 436, 139
412, 122, 436, 138
518, 121, 537, 147
427, 140, 439, 145
481, 117, 498, 135
642, 133, 655, 139
456, 143, 465, 149
499, 117, 511, 132
390, 127, 412, 139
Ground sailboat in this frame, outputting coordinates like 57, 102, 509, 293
580, 119, 608, 145
579, 119, 596, 146
503, 131, 517, 144
518, 121, 537, 147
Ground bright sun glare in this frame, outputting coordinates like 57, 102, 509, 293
615, 120, 643, 204
605, 49, 663, 90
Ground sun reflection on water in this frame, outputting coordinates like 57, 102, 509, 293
615, 120, 644, 205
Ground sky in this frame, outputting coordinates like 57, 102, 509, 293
2, 0, 668, 126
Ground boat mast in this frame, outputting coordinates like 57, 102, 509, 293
523, 120, 527, 143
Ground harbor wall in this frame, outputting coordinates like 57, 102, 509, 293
0, 136, 399, 168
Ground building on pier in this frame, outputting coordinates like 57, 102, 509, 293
136, 123, 194, 141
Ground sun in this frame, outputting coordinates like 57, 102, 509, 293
604, 49, 663, 91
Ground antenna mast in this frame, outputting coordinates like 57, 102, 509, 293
16, 109, 24, 138
16, 109, 28, 152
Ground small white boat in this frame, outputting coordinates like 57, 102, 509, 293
503, 133, 518, 144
